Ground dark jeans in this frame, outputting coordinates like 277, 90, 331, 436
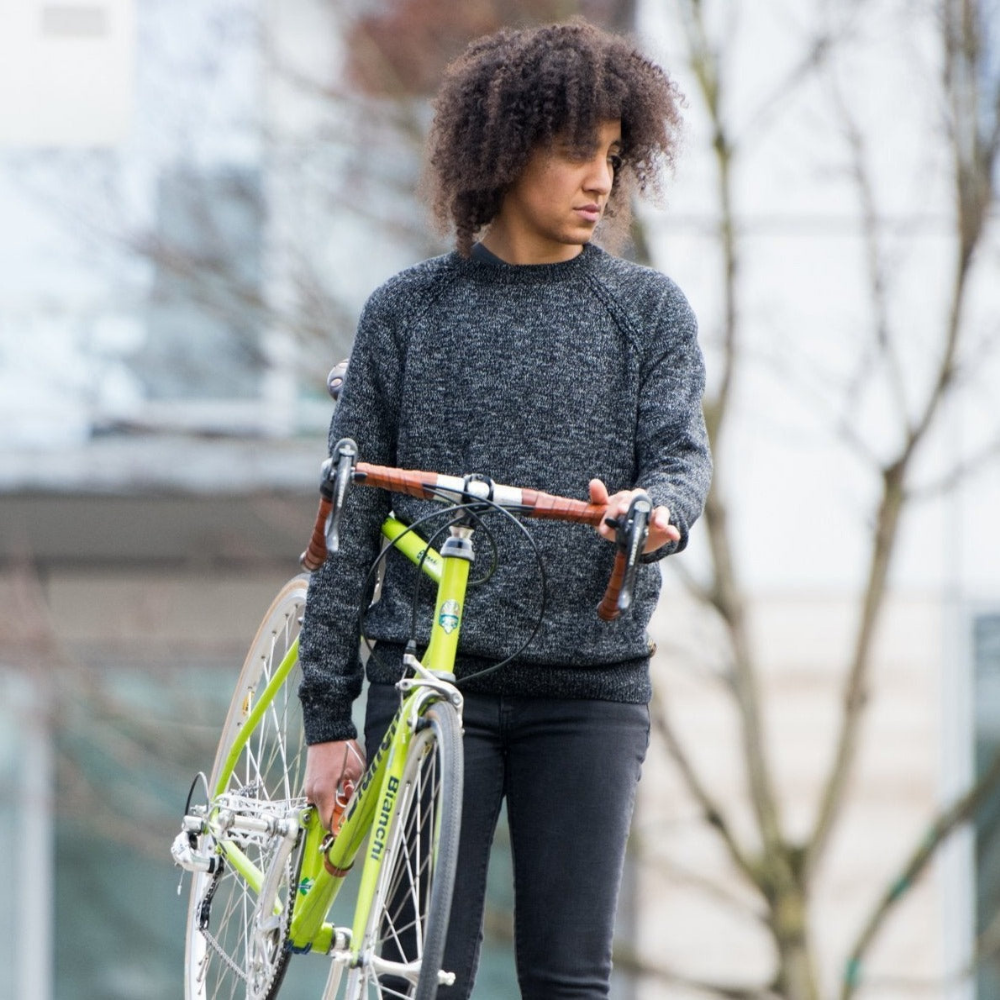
364, 682, 650, 1000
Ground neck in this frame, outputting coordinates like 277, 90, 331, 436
479, 228, 585, 266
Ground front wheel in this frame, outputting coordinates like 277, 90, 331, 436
345, 700, 463, 1000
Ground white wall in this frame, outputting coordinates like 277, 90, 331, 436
0, 1, 134, 146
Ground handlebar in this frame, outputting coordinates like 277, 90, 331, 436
300, 438, 650, 621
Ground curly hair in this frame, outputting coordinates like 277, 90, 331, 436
425, 20, 685, 256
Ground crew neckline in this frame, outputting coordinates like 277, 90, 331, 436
462, 241, 600, 283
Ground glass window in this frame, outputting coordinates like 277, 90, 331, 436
974, 613, 1000, 998
133, 167, 264, 403
0, 670, 54, 1000
52, 663, 230, 999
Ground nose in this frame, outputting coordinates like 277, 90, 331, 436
583, 153, 614, 196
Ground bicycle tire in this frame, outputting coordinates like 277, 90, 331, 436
184, 576, 310, 1000
344, 700, 463, 1000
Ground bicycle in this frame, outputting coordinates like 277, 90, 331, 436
172, 432, 653, 1000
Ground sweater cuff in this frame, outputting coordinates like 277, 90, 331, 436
300, 691, 359, 745
641, 489, 690, 562
641, 539, 679, 564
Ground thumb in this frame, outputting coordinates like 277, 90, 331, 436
589, 478, 610, 506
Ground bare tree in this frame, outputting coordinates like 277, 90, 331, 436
625, 1, 1000, 996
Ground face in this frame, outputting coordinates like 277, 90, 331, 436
487, 119, 623, 264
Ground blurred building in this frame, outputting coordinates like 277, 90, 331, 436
635, 5, 1000, 999
0, 2, 525, 998
0, 3, 325, 998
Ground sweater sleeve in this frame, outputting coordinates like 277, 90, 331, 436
297, 291, 402, 744
635, 284, 713, 562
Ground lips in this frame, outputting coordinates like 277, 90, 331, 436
575, 204, 602, 223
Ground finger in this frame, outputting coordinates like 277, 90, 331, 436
311, 789, 336, 831
605, 492, 634, 533
655, 524, 681, 546
644, 508, 680, 552
588, 478, 610, 505
348, 739, 366, 777
590, 480, 620, 541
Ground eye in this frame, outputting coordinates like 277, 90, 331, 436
608, 152, 623, 172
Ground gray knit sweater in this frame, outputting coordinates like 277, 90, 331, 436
298, 242, 712, 744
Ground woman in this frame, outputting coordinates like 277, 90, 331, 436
300, 20, 712, 998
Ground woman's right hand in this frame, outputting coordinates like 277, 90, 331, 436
304, 739, 366, 831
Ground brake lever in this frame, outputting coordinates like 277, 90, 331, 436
323, 437, 359, 553
615, 493, 652, 612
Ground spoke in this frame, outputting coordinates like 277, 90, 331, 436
406, 810, 424, 953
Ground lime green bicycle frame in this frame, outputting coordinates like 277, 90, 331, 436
208, 513, 465, 960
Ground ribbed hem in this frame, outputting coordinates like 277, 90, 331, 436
366, 642, 651, 705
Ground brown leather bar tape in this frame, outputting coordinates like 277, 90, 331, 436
520, 489, 606, 525
354, 463, 438, 500
597, 550, 628, 621
300, 496, 333, 572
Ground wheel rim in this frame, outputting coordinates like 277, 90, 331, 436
350, 705, 461, 1000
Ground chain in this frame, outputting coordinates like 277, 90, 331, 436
200, 928, 249, 983
198, 862, 223, 931
196, 861, 289, 998
195, 860, 251, 986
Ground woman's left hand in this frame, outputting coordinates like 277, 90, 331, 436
588, 479, 680, 554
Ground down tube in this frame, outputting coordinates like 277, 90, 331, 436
214, 639, 301, 797
348, 707, 416, 952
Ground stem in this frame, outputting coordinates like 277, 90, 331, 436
806, 459, 905, 874
678, 0, 785, 864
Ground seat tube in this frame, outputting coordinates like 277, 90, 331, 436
422, 525, 473, 674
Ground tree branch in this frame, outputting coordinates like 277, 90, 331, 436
634, 840, 771, 926
676, 0, 787, 870
840, 744, 1000, 999
649, 689, 760, 887
612, 938, 781, 1000
909, 430, 1000, 497
832, 81, 912, 438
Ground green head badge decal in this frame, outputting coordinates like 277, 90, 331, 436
438, 599, 461, 634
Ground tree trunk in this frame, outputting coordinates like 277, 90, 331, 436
773, 885, 821, 1000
